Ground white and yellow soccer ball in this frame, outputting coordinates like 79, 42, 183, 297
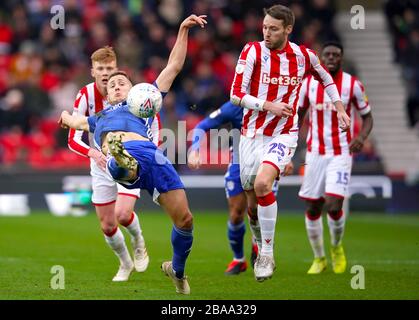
127, 83, 163, 118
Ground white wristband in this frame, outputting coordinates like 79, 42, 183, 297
240, 94, 265, 111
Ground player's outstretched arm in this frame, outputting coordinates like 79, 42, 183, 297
155, 14, 207, 92
58, 110, 89, 131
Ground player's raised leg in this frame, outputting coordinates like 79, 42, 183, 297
325, 195, 346, 274
159, 189, 193, 294
225, 192, 248, 275
115, 194, 149, 272
94, 203, 134, 282
108, 133, 138, 173
305, 199, 327, 274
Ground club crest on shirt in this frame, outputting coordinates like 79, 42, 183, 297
297, 55, 305, 67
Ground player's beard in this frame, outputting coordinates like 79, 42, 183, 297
267, 34, 287, 50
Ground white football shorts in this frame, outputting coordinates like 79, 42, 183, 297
90, 158, 141, 205
298, 152, 353, 200
239, 133, 297, 191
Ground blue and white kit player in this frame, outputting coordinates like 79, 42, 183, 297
188, 101, 279, 275
59, 14, 208, 295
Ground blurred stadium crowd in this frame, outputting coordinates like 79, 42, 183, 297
385, 0, 419, 130
0, 0, 385, 170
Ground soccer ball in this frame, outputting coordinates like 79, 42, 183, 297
127, 83, 163, 118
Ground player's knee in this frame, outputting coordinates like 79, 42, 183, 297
115, 208, 132, 225
229, 204, 246, 223
327, 209, 342, 220
306, 207, 322, 219
254, 176, 272, 197
176, 211, 193, 230
229, 208, 245, 224
306, 200, 323, 217
325, 198, 343, 213
101, 222, 118, 235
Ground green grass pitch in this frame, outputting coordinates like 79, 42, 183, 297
0, 211, 418, 300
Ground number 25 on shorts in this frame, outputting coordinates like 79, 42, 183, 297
336, 172, 349, 185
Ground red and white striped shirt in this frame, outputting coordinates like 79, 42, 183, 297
231, 40, 341, 138
68, 82, 162, 157
68, 82, 106, 157
299, 70, 371, 155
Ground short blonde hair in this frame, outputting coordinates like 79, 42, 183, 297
91, 46, 117, 64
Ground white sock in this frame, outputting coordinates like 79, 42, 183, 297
305, 213, 325, 258
247, 209, 262, 251
122, 212, 144, 245
104, 228, 132, 267
257, 192, 277, 257
327, 210, 345, 247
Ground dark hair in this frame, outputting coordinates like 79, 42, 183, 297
108, 70, 132, 83
322, 41, 344, 55
264, 4, 295, 27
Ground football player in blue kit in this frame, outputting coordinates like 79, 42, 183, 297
59, 14, 207, 295
188, 101, 282, 275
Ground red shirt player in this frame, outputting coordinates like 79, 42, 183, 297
230, 5, 351, 281
297, 42, 373, 275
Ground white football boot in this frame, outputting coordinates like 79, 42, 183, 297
161, 261, 190, 294
107, 133, 138, 171
254, 255, 276, 282
132, 238, 149, 272
112, 262, 134, 282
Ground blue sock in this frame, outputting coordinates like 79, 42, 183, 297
228, 220, 245, 260
171, 225, 193, 279
107, 158, 129, 180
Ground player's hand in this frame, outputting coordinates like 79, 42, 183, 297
349, 135, 365, 153
337, 110, 351, 132
188, 150, 201, 170
88, 148, 107, 171
263, 101, 293, 117
181, 14, 207, 29
282, 161, 294, 176
58, 110, 70, 129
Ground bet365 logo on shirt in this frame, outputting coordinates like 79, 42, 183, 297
261, 73, 303, 86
